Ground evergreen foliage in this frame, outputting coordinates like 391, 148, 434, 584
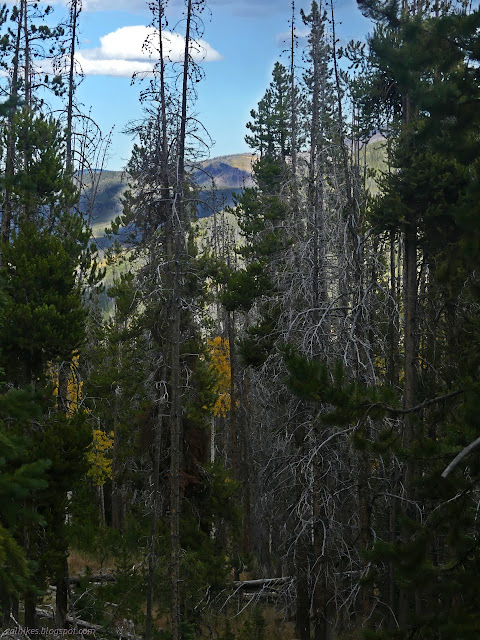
1, 1, 479, 638
0, 404, 49, 598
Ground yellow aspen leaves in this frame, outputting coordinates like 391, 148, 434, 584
49, 354, 83, 416
66, 367, 83, 414
87, 430, 114, 487
208, 337, 232, 418
49, 357, 113, 487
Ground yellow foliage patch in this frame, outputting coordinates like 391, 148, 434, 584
49, 356, 113, 488
87, 429, 114, 487
49, 353, 83, 416
208, 337, 232, 418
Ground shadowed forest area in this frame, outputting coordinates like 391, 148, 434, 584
1, 0, 480, 639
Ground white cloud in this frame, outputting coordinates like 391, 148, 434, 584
77, 25, 222, 77
75, 53, 152, 77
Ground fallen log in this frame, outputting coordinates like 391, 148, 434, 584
233, 577, 291, 590
35, 607, 140, 640
242, 592, 280, 600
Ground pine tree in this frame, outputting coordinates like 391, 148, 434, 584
0, 388, 49, 624
341, 1, 480, 634
0, 109, 95, 628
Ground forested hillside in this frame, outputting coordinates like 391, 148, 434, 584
86, 154, 255, 248
1, 0, 480, 640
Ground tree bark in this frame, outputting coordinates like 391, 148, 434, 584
54, 556, 69, 629
227, 311, 237, 481
111, 338, 123, 531
145, 3, 174, 635
54, 361, 72, 630
399, 84, 418, 626
24, 591, 36, 629
146, 364, 166, 640
1, 0, 23, 251
66, 0, 80, 171
170, 4, 194, 640
23, 0, 30, 111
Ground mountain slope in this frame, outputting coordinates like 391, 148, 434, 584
84, 143, 385, 243
80, 171, 128, 239
84, 154, 256, 240
194, 154, 255, 188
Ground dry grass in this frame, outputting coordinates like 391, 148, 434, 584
68, 548, 115, 577
263, 607, 296, 640
206, 605, 296, 640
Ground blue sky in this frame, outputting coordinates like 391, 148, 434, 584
50, 0, 372, 169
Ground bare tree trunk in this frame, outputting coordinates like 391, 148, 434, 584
99, 485, 106, 527
312, 461, 326, 640
66, 0, 80, 170
111, 344, 122, 531
55, 364, 70, 629
387, 231, 400, 629
358, 451, 373, 626
238, 368, 252, 556
295, 428, 311, 640
170, 3, 194, 639
146, 384, 165, 640
146, 4, 173, 633
57, 363, 70, 414
54, 556, 69, 629
307, 2, 328, 318
1, 589, 11, 626
170, 245, 182, 640
403, 221, 417, 444
289, 0, 299, 217
23, 0, 30, 111
227, 311, 237, 482
330, 0, 353, 219
53, 6, 84, 625
24, 592, 36, 629
1, 0, 23, 251
398, 212, 417, 625
397, 72, 419, 622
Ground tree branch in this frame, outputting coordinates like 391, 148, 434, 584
442, 436, 480, 478
371, 388, 465, 417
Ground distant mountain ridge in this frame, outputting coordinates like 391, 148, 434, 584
80, 171, 127, 239
83, 142, 386, 243
84, 153, 255, 241
194, 153, 255, 188
194, 162, 252, 189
